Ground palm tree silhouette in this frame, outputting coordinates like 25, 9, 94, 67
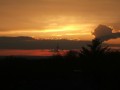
79, 38, 112, 71
80, 38, 110, 56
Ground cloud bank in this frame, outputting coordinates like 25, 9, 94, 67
0, 36, 90, 50
0, 36, 120, 49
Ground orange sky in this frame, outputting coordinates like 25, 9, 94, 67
0, 49, 68, 56
0, 0, 120, 43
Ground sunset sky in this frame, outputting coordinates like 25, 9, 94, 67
0, 0, 120, 41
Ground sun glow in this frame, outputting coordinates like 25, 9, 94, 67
0, 14, 95, 40
40, 25, 83, 33
0, 24, 93, 40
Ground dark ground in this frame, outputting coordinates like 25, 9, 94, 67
0, 55, 120, 90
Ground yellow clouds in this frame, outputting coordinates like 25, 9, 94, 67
0, 13, 94, 40
0, 24, 93, 40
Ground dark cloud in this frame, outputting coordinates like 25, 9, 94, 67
93, 25, 120, 41
0, 36, 34, 41
0, 36, 90, 50
0, 36, 120, 49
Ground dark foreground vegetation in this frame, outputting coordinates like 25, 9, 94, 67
0, 39, 120, 89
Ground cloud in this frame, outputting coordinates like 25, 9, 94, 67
0, 36, 90, 49
0, 36, 120, 49
93, 25, 120, 41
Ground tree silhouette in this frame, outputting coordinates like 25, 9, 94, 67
80, 38, 111, 56
79, 38, 112, 72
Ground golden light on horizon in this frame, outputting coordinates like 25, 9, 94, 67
105, 38, 120, 44
0, 23, 94, 40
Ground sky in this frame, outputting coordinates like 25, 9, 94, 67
0, 0, 120, 42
